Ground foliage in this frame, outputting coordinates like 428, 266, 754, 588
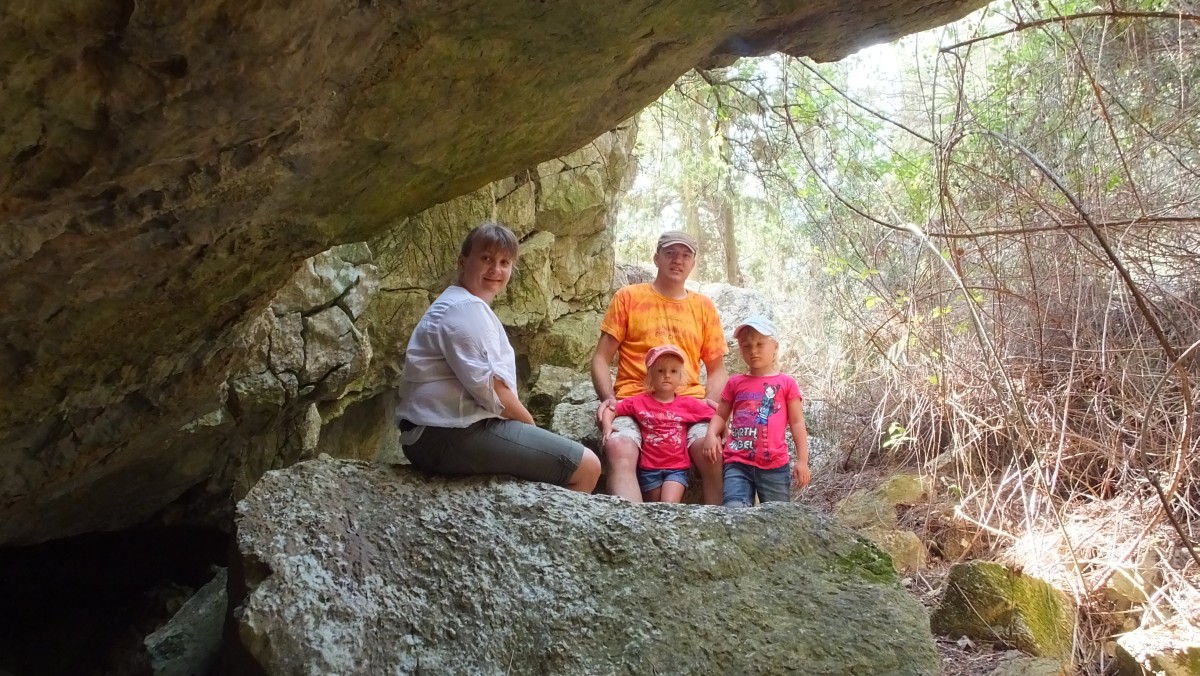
616, 1, 1200, 671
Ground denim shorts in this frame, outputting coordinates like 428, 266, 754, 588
722, 462, 791, 507
637, 468, 690, 492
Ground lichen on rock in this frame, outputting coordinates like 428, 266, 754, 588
233, 457, 941, 675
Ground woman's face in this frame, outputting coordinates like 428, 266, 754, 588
457, 245, 515, 303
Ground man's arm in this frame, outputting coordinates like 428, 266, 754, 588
493, 377, 535, 425
592, 332, 621, 421
598, 405, 617, 440
701, 356, 729, 409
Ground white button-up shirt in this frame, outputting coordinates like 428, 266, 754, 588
395, 285, 517, 444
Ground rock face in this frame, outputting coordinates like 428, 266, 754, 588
232, 457, 940, 675
2, 0, 990, 546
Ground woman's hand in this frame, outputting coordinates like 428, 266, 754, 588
493, 377, 535, 424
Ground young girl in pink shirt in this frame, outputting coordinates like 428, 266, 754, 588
599, 345, 715, 503
702, 316, 811, 507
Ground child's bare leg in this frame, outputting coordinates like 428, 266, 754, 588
659, 480, 686, 504
642, 486, 662, 502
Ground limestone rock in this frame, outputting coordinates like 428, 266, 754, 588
862, 527, 927, 573
144, 569, 229, 676
1115, 620, 1200, 676
931, 561, 1076, 659
987, 651, 1072, 676
232, 457, 939, 675
614, 263, 656, 288
700, 282, 775, 339
528, 365, 589, 429
1103, 548, 1161, 608
835, 474, 928, 530
550, 400, 603, 451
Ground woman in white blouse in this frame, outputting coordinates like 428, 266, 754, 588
395, 222, 601, 492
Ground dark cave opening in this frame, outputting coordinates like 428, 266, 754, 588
0, 526, 228, 676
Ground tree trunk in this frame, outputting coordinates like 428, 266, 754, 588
718, 195, 743, 286
717, 120, 744, 286
682, 177, 706, 281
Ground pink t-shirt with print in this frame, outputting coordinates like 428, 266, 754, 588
614, 393, 714, 470
720, 374, 803, 470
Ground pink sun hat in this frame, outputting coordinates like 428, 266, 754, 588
645, 344, 687, 367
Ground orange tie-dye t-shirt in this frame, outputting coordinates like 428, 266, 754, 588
600, 283, 727, 400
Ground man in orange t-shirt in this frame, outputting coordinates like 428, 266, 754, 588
591, 230, 728, 504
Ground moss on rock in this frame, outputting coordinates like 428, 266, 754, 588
931, 561, 1075, 658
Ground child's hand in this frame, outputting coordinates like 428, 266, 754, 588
792, 462, 811, 489
701, 435, 723, 464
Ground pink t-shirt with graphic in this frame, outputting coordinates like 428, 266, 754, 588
720, 374, 803, 470
614, 393, 715, 470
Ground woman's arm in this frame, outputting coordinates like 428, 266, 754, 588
493, 377, 535, 424
438, 302, 517, 416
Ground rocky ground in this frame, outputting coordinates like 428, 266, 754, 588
798, 454, 1200, 676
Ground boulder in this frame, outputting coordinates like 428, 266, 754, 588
833, 474, 930, 571
144, 568, 229, 676
861, 527, 926, 573
931, 561, 1076, 659
232, 457, 940, 675
987, 651, 1072, 676
1115, 620, 1200, 676
835, 474, 928, 530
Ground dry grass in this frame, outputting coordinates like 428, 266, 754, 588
798, 460, 1200, 676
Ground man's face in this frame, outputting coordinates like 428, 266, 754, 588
653, 243, 696, 284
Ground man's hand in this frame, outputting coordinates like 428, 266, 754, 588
792, 462, 811, 489
595, 397, 617, 425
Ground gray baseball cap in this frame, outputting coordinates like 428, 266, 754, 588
656, 230, 699, 254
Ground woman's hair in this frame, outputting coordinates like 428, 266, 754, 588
460, 221, 519, 259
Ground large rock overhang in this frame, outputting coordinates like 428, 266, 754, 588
0, 0, 988, 545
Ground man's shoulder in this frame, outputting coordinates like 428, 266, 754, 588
684, 288, 720, 310
614, 283, 654, 299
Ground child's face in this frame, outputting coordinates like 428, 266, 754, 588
737, 329, 778, 371
648, 356, 685, 397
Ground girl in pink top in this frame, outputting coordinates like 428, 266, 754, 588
702, 316, 811, 507
599, 344, 715, 503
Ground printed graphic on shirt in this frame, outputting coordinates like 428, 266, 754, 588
755, 384, 778, 425
638, 408, 687, 451
729, 386, 779, 463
